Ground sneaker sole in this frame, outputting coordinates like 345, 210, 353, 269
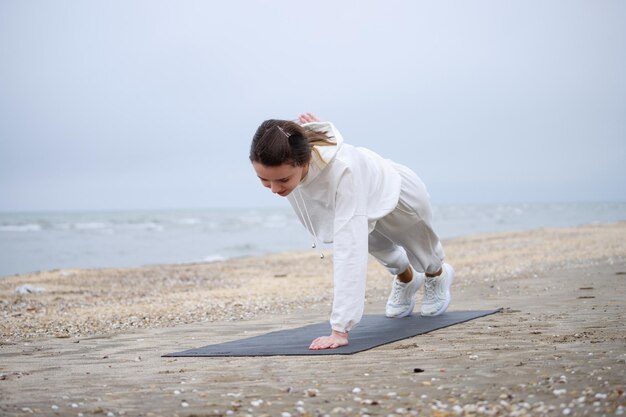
421, 263, 454, 317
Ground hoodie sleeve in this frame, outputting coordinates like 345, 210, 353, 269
329, 168, 369, 333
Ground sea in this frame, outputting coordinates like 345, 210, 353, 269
1, 202, 625, 278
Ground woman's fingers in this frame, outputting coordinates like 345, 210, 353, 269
298, 112, 320, 123
309, 337, 328, 350
309, 336, 329, 350
308, 335, 345, 350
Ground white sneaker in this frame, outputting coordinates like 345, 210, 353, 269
385, 267, 425, 318
421, 263, 454, 316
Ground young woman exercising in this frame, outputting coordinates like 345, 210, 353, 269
249, 113, 454, 350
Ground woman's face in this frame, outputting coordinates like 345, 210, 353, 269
252, 161, 308, 197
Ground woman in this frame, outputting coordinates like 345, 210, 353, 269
250, 113, 454, 350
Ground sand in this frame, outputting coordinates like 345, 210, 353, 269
1, 222, 625, 416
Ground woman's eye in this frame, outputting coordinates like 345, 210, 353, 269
280, 179, 289, 183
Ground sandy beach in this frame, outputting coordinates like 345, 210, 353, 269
1, 222, 625, 416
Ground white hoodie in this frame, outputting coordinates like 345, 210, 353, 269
287, 121, 402, 333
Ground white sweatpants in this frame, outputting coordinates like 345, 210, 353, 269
368, 163, 444, 276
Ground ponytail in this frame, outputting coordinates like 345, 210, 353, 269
249, 119, 334, 167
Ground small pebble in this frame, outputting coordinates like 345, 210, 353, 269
304, 388, 319, 397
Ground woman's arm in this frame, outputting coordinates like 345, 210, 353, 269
308, 169, 370, 350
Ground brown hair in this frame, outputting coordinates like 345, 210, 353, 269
249, 119, 335, 167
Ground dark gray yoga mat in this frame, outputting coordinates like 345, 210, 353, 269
164, 309, 501, 357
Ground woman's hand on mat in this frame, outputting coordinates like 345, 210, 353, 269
308, 330, 348, 350
298, 112, 321, 124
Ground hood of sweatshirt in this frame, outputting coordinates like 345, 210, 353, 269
298, 121, 343, 187
288, 118, 402, 249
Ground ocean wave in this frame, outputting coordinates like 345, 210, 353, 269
73, 222, 109, 230
176, 217, 200, 225
52, 222, 115, 234
173, 254, 228, 266
203, 254, 227, 263
36, 220, 166, 233
0, 224, 42, 232
117, 222, 164, 232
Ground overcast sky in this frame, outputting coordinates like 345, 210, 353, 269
1, 1, 625, 212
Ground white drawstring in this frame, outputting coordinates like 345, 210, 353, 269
293, 188, 324, 259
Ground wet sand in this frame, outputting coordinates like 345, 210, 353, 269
1, 222, 625, 416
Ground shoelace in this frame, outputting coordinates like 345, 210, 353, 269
390, 280, 408, 303
423, 278, 436, 302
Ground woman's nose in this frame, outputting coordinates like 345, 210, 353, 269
270, 182, 282, 193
